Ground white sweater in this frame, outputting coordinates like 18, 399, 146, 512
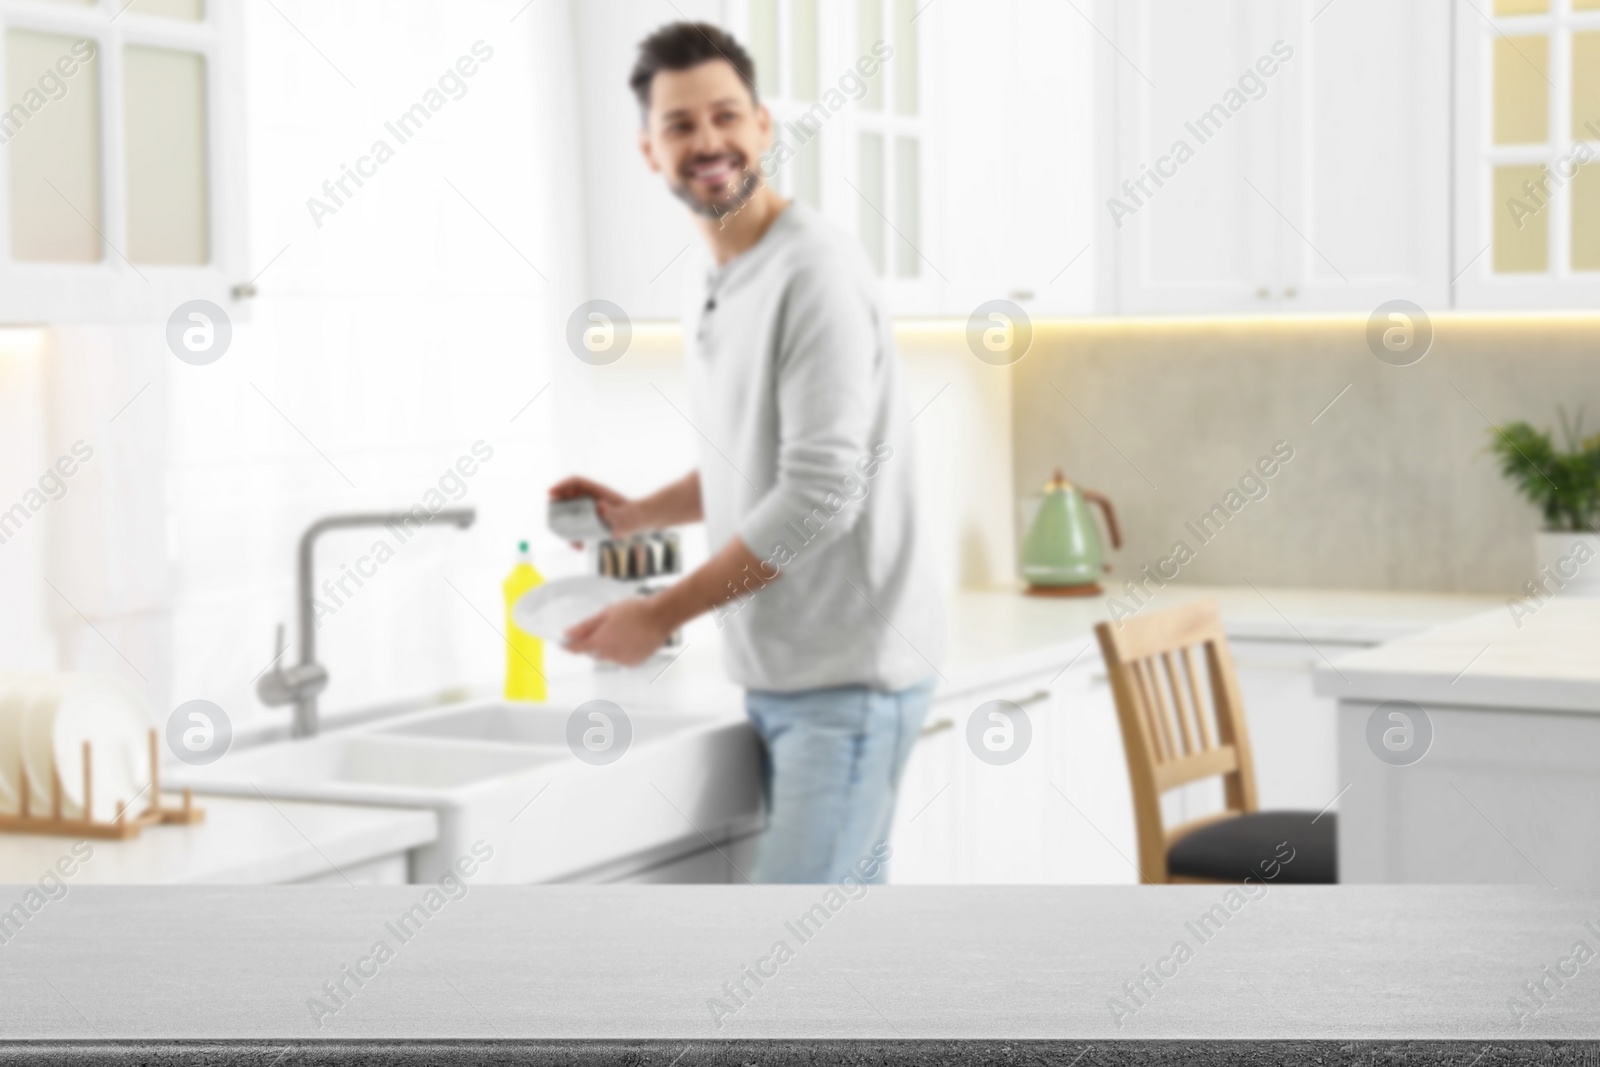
684, 202, 945, 694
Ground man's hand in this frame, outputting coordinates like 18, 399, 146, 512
548, 476, 649, 538
563, 595, 675, 667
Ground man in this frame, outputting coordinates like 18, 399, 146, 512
551, 22, 943, 884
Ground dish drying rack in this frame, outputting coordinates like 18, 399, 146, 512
595, 531, 685, 652
0, 729, 203, 839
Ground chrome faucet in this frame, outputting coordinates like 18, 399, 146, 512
258, 509, 477, 738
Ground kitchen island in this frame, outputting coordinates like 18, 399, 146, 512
0, 884, 1595, 1061
1315, 598, 1600, 885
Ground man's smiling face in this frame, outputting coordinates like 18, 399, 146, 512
639, 58, 772, 220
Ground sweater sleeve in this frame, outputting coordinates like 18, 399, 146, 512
735, 253, 879, 560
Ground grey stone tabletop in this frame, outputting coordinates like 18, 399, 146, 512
1, 884, 1597, 1062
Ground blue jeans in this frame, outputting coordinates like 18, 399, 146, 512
743, 678, 935, 884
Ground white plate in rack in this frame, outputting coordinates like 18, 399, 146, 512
0, 673, 48, 814
19, 676, 150, 822
513, 576, 636, 642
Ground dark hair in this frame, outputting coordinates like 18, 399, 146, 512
629, 22, 758, 115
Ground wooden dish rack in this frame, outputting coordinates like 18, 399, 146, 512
0, 728, 204, 840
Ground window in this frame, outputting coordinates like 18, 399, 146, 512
0, 0, 245, 321
1460, 0, 1600, 303
728, 0, 933, 305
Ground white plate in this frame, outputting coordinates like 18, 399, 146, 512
513, 576, 636, 641
19, 676, 150, 821
0, 673, 46, 814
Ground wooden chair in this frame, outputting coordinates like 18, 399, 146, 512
1094, 599, 1336, 885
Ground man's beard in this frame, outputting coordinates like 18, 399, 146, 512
671, 153, 763, 221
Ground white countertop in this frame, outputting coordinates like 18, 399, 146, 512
519, 583, 1499, 712
531, 583, 1495, 712
1312, 597, 1600, 713
0, 795, 437, 885
935, 584, 1495, 692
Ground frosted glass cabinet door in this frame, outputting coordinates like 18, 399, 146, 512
121, 0, 203, 19
1456, 0, 1600, 306
0, 0, 245, 322
124, 45, 209, 265
5, 29, 102, 263
857, 130, 886, 275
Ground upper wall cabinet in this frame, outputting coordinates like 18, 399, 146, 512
1455, 0, 1600, 309
1102, 0, 1451, 315
931, 0, 1096, 318
582, 0, 936, 320
0, 0, 247, 323
725, 0, 940, 316
724, 0, 1100, 318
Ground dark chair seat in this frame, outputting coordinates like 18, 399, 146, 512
1167, 810, 1337, 884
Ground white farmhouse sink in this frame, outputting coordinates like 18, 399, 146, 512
184, 733, 567, 802
168, 700, 762, 884
377, 704, 706, 748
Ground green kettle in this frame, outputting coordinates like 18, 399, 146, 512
1020, 470, 1122, 596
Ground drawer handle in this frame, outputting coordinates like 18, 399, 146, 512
919, 718, 954, 738
1005, 689, 1052, 709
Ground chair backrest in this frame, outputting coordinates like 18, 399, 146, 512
1093, 599, 1258, 883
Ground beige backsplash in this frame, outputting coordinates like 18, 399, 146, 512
997, 315, 1600, 596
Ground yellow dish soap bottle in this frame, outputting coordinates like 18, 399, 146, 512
502, 541, 546, 702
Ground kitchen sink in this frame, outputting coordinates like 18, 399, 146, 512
178, 733, 567, 801
167, 699, 762, 884
378, 703, 709, 748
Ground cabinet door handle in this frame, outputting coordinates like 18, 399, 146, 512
1282, 287, 1298, 299
1004, 688, 1052, 709
1255, 286, 1270, 299
919, 718, 954, 738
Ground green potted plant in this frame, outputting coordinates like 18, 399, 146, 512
1489, 410, 1600, 596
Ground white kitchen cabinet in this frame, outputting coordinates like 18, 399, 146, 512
1102, 0, 1279, 314
1034, 662, 1141, 884
1453, 0, 1600, 309
888, 698, 960, 883
931, 0, 1097, 317
569, 0, 723, 323
605, 832, 761, 884
1228, 638, 1351, 814
294, 852, 410, 886
1275, 0, 1452, 311
891, 666, 1064, 884
1337, 700, 1600, 886
1103, 0, 1450, 314
0, 0, 250, 323
889, 635, 1367, 886
948, 674, 1063, 884
579, 0, 1098, 320
890, 655, 1139, 885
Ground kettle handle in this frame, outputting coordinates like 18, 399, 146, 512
1081, 490, 1122, 550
